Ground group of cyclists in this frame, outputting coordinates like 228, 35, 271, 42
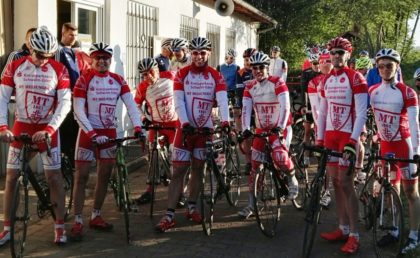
0, 24, 419, 256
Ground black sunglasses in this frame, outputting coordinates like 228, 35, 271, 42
34, 51, 52, 60
252, 64, 266, 70
330, 50, 346, 55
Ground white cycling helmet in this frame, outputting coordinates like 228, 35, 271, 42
138, 57, 158, 73
308, 53, 320, 63
414, 67, 420, 80
250, 52, 270, 65
226, 48, 237, 57
29, 26, 58, 54
375, 48, 401, 63
89, 42, 113, 56
190, 37, 212, 50
171, 38, 188, 50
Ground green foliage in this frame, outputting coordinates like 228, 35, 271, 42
245, 0, 420, 71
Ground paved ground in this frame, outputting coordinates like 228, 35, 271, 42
0, 148, 416, 258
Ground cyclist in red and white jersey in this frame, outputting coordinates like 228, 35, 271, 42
134, 57, 179, 204
308, 52, 333, 207
369, 49, 420, 254
238, 52, 296, 218
70, 42, 142, 240
155, 37, 230, 232
316, 37, 368, 254
0, 26, 71, 245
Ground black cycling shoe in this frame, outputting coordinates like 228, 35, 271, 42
377, 233, 398, 247
135, 191, 152, 205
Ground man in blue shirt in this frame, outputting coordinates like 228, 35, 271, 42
217, 49, 240, 106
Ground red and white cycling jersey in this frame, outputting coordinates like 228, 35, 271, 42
173, 64, 229, 128
307, 74, 324, 126
242, 76, 292, 131
73, 69, 141, 136
317, 67, 368, 143
135, 71, 178, 123
369, 82, 419, 149
0, 56, 71, 134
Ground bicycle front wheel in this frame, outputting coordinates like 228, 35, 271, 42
61, 155, 74, 221
225, 145, 241, 206
302, 180, 323, 258
148, 149, 159, 218
200, 162, 215, 236
118, 166, 131, 243
10, 180, 29, 258
372, 186, 404, 257
253, 166, 280, 238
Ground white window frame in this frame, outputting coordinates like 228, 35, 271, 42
71, 1, 104, 50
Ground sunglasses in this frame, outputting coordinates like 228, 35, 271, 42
173, 48, 182, 52
34, 51, 53, 60
330, 50, 346, 55
378, 63, 394, 70
252, 65, 266, 70
94, 55, 111, 61
312, 62, 319, 65
191, 51, 207, 56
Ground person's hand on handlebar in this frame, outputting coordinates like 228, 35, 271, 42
93, 135, 109, 145
221, 121, 230, 134
182, 123, 195, 135
142, 117, 152, 128
271, 127, 284, 138
32, 130, 50, 144
242, 129, 253, 139
0, 129, 14, 142
342, 142, 356, 161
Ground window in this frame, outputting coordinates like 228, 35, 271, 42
126, 1, 158, 87
206, 23, 220, 68
180, 15, 199, 40
225, 28, 236, 52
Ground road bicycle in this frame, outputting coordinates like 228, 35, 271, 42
142, 125, 175, 217
10, 133, 73, 258
301, 144, 353, 258
192, 128, 241, 236
107, 136, 140, 243
359, 151, 419, 257
249, 130, 302, 237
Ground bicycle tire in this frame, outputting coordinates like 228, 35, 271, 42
61, 156, 74, 221
118, 165, 130, 243
356, 173, 375, 231
10, 180, 29, 258
302, 180, 323, 258
253, 166, 280, 238
291, 151, 309, 210
200, 162, 215, 236
149, 148, 159, 218
225, 145, 241, 206
372, 186, 404, 257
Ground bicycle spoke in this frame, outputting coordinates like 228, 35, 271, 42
10, 181, 29, 258
201, 162, 214, 236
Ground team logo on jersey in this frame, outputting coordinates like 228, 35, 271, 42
375, 109, 400, 141
329, 102, 351, 130
340, 77, 345, 83
254, 102, 279, 129
90, 86, 95, 91
17, 72, 22, 77
41, 66, 48, 72
109, 79, 113, 85
156, 96, 175, 122
25, 91, 54, 123
203, 73, 209, 80
99, 103, 116, 128
192, 97, 212, 127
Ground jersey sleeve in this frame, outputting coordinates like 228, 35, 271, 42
73, 74, 95, 136
241, 84, 253, 131
0, 60, 20, 130
173, 69, 189, 125
275, 79, 290, 129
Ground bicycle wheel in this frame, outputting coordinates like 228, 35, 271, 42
291, 151, 309, 210
118, 166, 130, 243
148, 148, 159, 218
225, 145, 241, 206
253, 166, 280, 238
10, 180, 29, 258
61, 155, 74, 221
356, 174, 375, 231
372, 186, 404, 257
302, 179, 323, 258
200, 161, 215, 236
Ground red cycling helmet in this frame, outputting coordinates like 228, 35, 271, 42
327, 37, 352, 53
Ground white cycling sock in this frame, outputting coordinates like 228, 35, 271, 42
91, 209, 101, 220
75, 214, 83, 224
248, 192, 254, 207
339, 224, 350, 235
349, 232, 359, 241
409, 230, 419, 241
